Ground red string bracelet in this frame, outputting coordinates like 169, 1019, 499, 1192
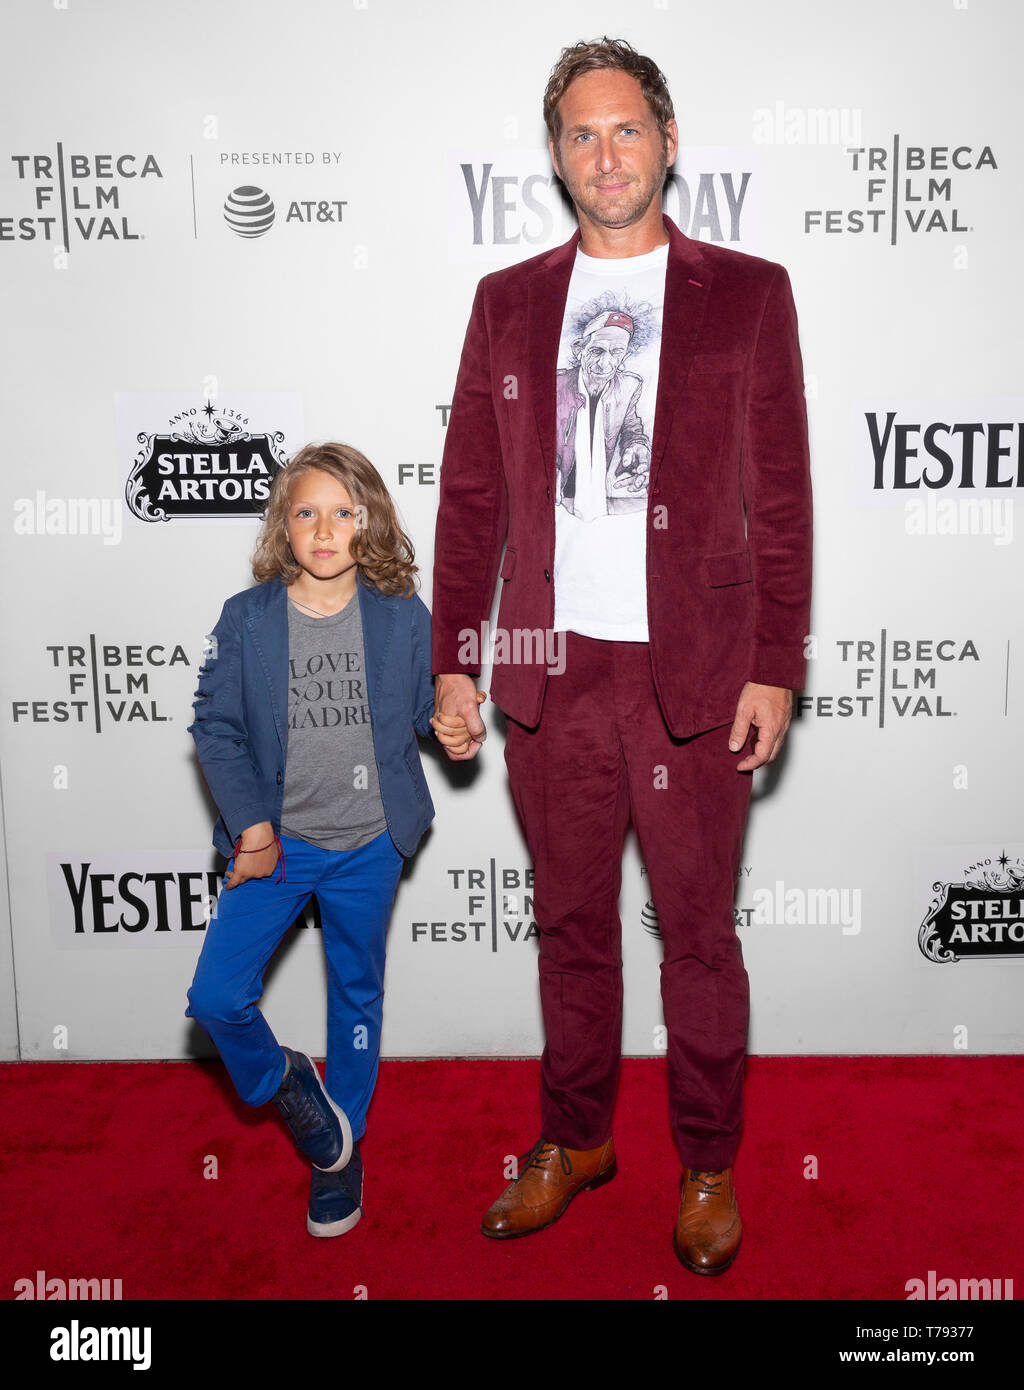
232, 834, 286, 883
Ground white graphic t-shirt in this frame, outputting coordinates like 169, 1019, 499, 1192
553, 241, 667, 641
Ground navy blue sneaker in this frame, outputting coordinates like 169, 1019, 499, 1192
271, 1048, 352, 1173
308, 1143, 363, 1237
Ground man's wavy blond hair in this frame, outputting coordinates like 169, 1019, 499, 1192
252, 442, 418, 597
543, 37, 675, 148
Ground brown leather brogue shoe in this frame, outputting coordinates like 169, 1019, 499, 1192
481, 1138, 617, 1239
673, 1167, 742, 1275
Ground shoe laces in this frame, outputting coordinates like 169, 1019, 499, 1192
278, 1071, 323, 1133
520, 1140, 572, 1177
690, 1170, 724, 1196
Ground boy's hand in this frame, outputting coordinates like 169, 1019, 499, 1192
431, 689, 487, 757
225, 821, 280, 889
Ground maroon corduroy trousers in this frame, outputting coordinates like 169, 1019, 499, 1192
503, 632, 753, 1172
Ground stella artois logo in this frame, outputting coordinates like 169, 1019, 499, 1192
125, 401, 288, 521
919, 852, 1024, 963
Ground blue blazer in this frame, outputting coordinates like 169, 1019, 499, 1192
189, 575, 436, 858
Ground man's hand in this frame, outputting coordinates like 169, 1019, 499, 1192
432, 690, 487, 756
225, 820, 280, 889
728, 682, 794, 772
432, 674, 487, 761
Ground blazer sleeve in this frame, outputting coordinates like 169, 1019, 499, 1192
187, 599, 275, 841
740, 264, 813, 690
409, 593, 437, 739
432, 277, 509, 676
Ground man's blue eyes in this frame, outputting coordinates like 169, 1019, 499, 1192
575, 128, 639, 142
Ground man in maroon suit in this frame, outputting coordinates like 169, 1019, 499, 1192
431, 38, 812, 1274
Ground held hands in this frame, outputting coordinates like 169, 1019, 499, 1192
225, 821, 280, 890
431, 675, 487, 760
728, 682, 794, 772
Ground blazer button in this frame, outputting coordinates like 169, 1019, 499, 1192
276, 772, 283, 785
546, 485, 551, 499
544, 569, 551, 582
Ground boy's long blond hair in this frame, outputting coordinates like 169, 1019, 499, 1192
252, 442, 418, 597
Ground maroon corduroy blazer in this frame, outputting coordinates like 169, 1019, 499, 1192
432, 214, 812, 739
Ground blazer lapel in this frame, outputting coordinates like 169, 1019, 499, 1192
527, 231, 579, 478
649, 217, 712, 490
357, 576, 396, 708
246, 579, 289, 749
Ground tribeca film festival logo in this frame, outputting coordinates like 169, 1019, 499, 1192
125, 400, 288, 521
411, 864, 537, 952
796, 632, 981, 725
918, 852, 1024, 963
11, 639, 189, 731
451, 148, 755, 260
804, 137, 996, 242
1, 147, 163, 249
860, 404, 1022, 543
641, 866, 861, 935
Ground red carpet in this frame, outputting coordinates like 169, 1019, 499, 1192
2, 1057, 1021, 1302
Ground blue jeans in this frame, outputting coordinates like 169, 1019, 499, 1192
185, 829, 404, 1139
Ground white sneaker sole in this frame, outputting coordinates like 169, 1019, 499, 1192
307, 1205, 363, 1238
308, 1175, 364, 1238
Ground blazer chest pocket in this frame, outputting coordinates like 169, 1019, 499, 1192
705, 549, 753, 587
691, 352, 746, 374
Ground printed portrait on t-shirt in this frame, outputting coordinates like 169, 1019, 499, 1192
555, 291, 661, 519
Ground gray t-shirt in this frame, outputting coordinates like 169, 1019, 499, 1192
280, 597, 388, 852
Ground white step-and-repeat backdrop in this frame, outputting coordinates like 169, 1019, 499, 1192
1, 0, 1020, 1063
